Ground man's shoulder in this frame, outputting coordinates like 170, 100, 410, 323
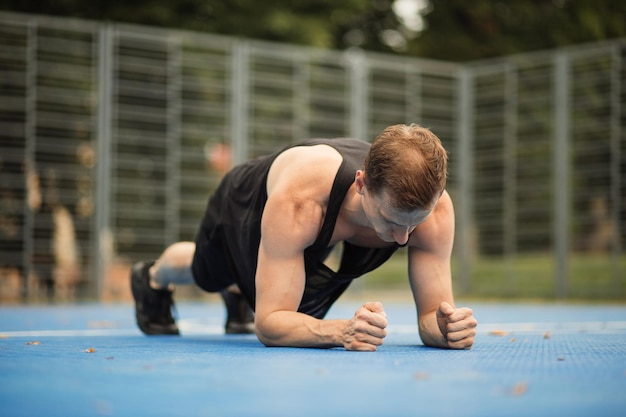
287, 137, 370, 169
296, 137, 368, 147
408, 191, 455, 251
275, 142, 344, 171
267, 144, 344, 198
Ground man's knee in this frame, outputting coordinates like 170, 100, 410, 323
152, 242, 196, 286
162, 242, 195, 270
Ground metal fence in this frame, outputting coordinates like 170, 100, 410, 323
0, 11, 624, 301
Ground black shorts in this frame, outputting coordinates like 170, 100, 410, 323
191, 234, 235, 293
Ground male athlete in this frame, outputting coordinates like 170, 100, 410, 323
131, 124, 477, 351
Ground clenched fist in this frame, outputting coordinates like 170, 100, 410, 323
342, 301, 388, 351
436, 301, 477, 349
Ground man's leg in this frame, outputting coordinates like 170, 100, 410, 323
150, 242, 196, 290
131, 242, 195, 336
131, 241, 254, 335
221, 285, 255, 334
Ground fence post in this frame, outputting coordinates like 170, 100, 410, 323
293, 56, 311, 142
553, 52, 570, 299
165, 35, 182, 245
22, 18, 37, 300
610, 45, 622, 295
504, 63, 519, 286
456, 67, 475, 294
345, 48, 368, 141
405, 65, 422, 125
230, 40, 250, 164
95, 23, 114, 299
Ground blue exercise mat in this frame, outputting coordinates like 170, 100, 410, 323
1, 301, 625, 417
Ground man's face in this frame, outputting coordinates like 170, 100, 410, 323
362, 188, 434, 246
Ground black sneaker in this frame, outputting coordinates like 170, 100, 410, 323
131, 261, 180, 335
221, 290, 255, 334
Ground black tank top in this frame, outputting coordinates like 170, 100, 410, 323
196, 138, 400, 318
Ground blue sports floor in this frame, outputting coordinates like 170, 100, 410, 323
1, 299, 625, 417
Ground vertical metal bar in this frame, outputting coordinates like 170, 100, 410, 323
610, 45, 622, 295
345, 48, 369, 295
22, 18, 37, 300
346, 48, 368, 140
95, 23, 114, 299
87, 24, 100, 298
553, 52, 570, 299
406, 65, 422, 124
165, 35, 182, 245
456, 68, 475, 294
294, 55, 310, 142
230, 40, 249, 164
504, 63, 518, 285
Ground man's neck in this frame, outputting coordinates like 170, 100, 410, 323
339, 184, 368, 228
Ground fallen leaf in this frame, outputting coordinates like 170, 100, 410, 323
413, 372, 429, 380
84, 347, 96, 353
87, 320, 116, 329
511, 382, 527, 396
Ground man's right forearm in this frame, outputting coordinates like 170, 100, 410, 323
255, 310, 347, 349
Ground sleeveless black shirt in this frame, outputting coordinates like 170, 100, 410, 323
192, 138, 400, 318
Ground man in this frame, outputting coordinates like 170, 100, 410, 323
131, 124, 477, 351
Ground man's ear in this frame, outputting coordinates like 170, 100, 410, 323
355, 170, 366, 195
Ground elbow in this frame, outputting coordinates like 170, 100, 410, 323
256, 330, 278, 347
254, 316, 282, 347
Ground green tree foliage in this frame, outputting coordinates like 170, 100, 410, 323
1, 0, 624, 60
0, 0, 403, 52
412, 0, 626, 61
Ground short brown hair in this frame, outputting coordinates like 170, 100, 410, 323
363, 124, 448, 211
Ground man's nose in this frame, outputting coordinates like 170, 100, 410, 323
392, 227, 410, 245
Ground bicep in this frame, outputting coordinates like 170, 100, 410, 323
254, 192, 322, 319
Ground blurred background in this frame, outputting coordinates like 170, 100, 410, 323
0, 0, 624, 303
